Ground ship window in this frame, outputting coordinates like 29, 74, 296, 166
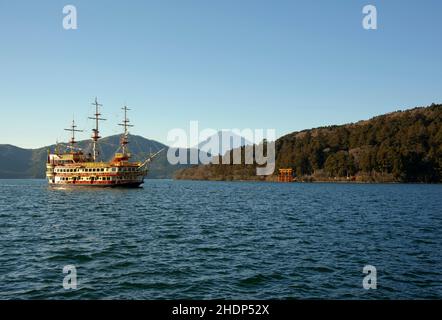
112, 168, 116, 172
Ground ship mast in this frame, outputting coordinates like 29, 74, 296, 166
64, 118, 83, 153
89, 97, 106, 161
118, 105, 133, 156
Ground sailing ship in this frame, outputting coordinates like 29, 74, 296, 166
46, 98, 163, 187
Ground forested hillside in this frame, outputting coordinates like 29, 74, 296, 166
175, 104, 442, 182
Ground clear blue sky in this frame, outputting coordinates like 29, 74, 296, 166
0, 0, 441, 148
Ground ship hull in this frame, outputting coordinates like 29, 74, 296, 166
46, 159, 148, 189
48, 181, 144, 188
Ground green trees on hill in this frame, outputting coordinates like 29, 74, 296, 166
176, 104, 442, 182
276, 104, 442, 182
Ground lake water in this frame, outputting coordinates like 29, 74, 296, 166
0, 179, 441, 299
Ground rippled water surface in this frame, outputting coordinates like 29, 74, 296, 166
0, 179, 441, 299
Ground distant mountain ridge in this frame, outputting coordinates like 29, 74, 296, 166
0, 135, 193, 179
196, 130, 253, 156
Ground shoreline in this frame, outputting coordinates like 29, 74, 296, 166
0, 178, 440, 185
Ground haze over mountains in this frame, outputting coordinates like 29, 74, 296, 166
0, 135, 192, 179
0, 130, 254, 179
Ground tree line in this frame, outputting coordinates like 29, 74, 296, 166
175, 104, 442, 182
